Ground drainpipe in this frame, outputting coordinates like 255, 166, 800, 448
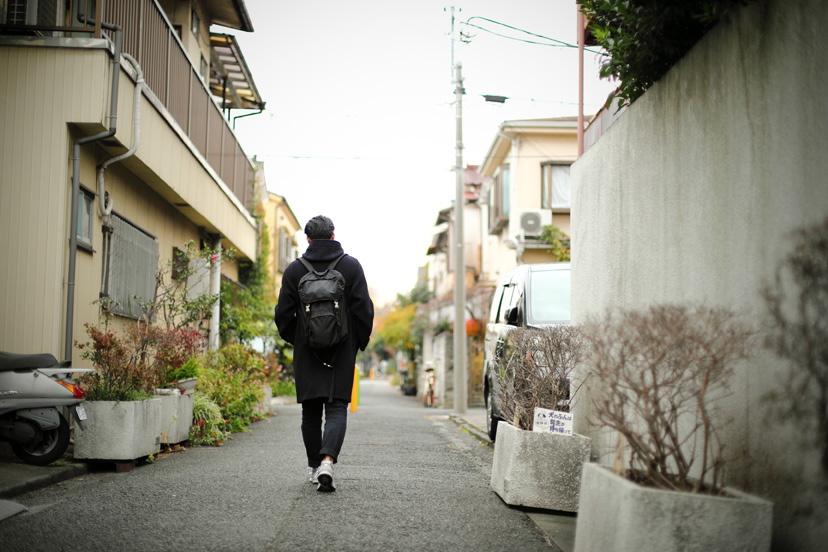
232, 108, 264, 130
208, 236, 222, 351
97, 53, 144, 225
97, 53, 143, 298
65, 18, 122, 363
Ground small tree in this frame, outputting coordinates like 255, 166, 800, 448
763, 217, 828, 476
579, 0, 757, 106
496, 325, 585, 431
582, 305, 753, 493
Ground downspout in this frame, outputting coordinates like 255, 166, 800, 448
98, 53, 143, 298
65, 14, 122, 363
208, 236, 222, 352
232, 107, 264, 130
98, 53, 144, 225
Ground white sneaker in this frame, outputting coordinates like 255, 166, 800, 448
316, 460, 335, 492
307, 466, 318, 484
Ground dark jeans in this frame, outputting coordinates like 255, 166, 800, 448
301, 398, 348, 468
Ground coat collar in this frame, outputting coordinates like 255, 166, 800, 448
303, 239, 345, 263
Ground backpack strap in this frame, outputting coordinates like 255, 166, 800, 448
298, 257, 315, 274
326, 253, 347, 271
298, 253, 346, 274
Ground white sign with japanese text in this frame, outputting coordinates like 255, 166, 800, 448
532, 407, 573, 436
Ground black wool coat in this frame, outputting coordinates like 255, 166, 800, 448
274, 239, 374, 403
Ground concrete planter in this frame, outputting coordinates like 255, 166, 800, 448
175, 377, 198, 395
573, 463, 773, 552
74, 399, 162, 461
155, 389, 194, 444
253, 383, 272, 416
490, 421, 591, 512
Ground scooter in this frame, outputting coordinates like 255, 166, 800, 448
0, 351, 94, 466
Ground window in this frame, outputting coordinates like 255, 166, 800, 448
191, 8, 200, 38
497, 282, 519, 324
528, 268, 571, 324
488, 281, 506, 323
105, 215, 159, 319
278, 227, 295, 272
541, 163, 571, 209
172, 247, 188, 281
489, 165, 510, 233
77, 187, 94, 250
5, 0, 28, 24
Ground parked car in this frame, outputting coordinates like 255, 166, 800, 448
483, 262, 571, 441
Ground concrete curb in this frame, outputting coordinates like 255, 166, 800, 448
449, 414, 492, 446
0, 460, 89, 500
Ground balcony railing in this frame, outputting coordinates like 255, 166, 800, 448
0, 0, 255, 214
583, 97, 627, 154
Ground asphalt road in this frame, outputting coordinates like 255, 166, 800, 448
0, 379, 558, 552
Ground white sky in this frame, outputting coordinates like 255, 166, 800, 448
226, 0, 615, 306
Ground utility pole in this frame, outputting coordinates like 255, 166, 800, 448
453, 61, 467, 414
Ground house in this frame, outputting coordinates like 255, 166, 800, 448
252, 157, 300, 296
425, 167, 484, 299
0, 0, 264, 361
571, 0, 828, 546
478, 117, 578, 283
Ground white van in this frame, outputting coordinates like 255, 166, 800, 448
483, 262, 571, 441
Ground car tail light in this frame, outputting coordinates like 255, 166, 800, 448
57, 380, 85, 399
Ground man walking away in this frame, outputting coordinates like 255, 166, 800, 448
274, 216, 374, 492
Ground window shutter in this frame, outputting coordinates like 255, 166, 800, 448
107, 216, 159, 319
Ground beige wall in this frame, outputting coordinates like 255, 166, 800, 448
0, 47, 109, 357
571, 0, 828, 546
262, 192, 300, 294
0, 43, 253, 361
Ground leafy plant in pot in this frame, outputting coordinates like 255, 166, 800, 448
574, 304, 773, 552
73, 315, 165, 461
73, 241, 222, 460
490, 325, 592, 512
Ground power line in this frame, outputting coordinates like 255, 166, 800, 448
461, 16, 605, 56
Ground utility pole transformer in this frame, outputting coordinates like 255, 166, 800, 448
453, 62, 467, 414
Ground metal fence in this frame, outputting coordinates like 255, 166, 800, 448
103, 0, 254, 214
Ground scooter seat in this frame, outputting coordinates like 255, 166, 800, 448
0, 351, 60, 371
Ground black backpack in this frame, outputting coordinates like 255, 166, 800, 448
297, 254, 349, 352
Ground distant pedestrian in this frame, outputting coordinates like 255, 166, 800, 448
274, 215, 374, 492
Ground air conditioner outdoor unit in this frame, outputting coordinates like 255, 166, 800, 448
515, 209, 552, 239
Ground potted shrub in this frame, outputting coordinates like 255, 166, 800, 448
490, 325, 591, 512
156, 342, 203, 446
73, 321, 164, 461
574, 305, 772, 552
75, 242, 220, 460
189, 392, 229, 446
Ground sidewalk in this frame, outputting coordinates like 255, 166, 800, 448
451, 408, 578, 552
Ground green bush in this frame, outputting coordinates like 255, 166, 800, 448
190, 392, 229, 446
579, 0, 756, 105
166, 356, 200, 384
196, 346, 265, 433
272, 379, 296, 397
